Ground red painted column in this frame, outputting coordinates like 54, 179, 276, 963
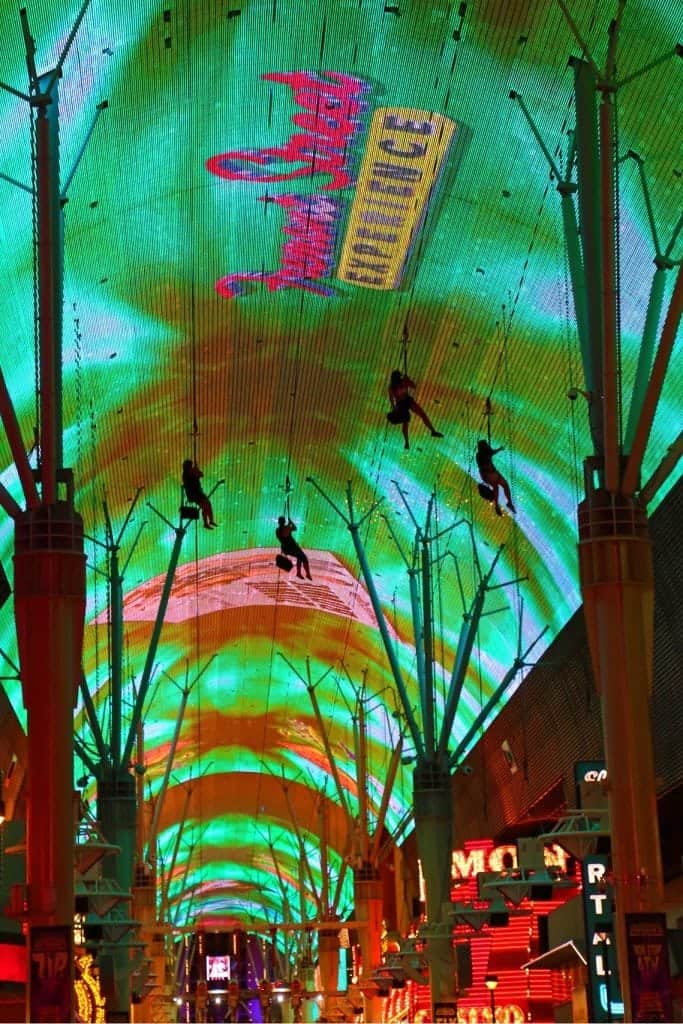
14, 503, 86, 1023
354, 869, 385, 1023
578, 490, 664, 1021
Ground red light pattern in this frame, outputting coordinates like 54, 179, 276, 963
385, 838, 578, 1022
450, 839, 576, 1020
0, 941, 25, 982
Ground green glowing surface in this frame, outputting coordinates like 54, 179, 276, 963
0, 0, 680, 930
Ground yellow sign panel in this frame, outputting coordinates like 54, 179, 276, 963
338, 107, 456, 290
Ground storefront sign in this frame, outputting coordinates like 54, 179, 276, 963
30, 926, 73, 1023
625, 912, 672, 1022
433, 1000, 459, 1022
581, 855, 623, 1022
454, 1005, 524, 1023
583, 768, 608, 783
450, 842, 569, 881
206, 954, 231, 981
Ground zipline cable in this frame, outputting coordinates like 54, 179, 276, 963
190, 271, 199, 466
500, 311, 523, 623
558, 150, 583, 509
184, 0, 204, 890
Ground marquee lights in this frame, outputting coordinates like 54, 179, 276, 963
74, 954, 106, 1024
413, 839, 576, 1022
455, 1005, 524, 1023
450, 842, 570, 882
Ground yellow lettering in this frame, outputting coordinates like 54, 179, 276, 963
488, 845, 517, 872
383, 114, 434, 135
452, 848, 485, 879
378, 139, 428, 158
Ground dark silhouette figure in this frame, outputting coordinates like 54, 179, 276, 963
476, 440, 516, 516
182, 459, 217, 529
276, 516, 312, 579
387, 369, 443, 449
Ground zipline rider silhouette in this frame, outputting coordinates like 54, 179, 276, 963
276, 516, 312, 579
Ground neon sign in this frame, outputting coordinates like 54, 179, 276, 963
74, 954, 106, 1024
455, 1006, 524, 1023
581, 854, 623, 1022
206, 954, 231, 981
583, 768, 608, 782
450, 842, 569, 881
412, 839, 576, 1024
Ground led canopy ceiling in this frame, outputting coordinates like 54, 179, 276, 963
0, 0, 680, 932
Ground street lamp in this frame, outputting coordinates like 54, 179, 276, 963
485, 973, 499, 1023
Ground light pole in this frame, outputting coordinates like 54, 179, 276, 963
485, 973, 499, 1023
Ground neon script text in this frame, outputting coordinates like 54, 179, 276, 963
207, 71, 370, 191
216, 194, 342, 299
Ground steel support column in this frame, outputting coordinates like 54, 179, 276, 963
413, 762, 453, 1011
98, 768, 137, 1021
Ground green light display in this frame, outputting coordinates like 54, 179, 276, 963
0, 0, 679, 934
